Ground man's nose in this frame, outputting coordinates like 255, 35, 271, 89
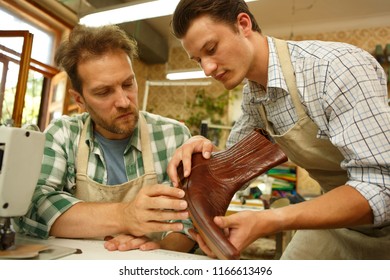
114, 90, 131, 108
201, 59, 217, 77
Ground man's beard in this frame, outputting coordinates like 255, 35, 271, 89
86, 104, 139, 136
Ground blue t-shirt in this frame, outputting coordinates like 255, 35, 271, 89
94, 132, 130, 185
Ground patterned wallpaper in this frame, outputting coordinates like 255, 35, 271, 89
293, 26, 390, 51
134, 47, 226, 122
134, 25, 390, 137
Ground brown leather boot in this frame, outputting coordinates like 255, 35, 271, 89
177, 129, 287, 260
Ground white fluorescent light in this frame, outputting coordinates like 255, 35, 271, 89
166, 70, 209, 80
80, 0, 258, 27
80, 0, 180, 26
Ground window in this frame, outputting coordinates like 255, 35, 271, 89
0, 8, 54, 64
0, 5, 63, 129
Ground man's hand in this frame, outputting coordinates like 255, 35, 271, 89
189, 211, 266, 259
189, 229, 217, 259
50, 184, 190, 239
104, 234, 159, 251
104, 232, 197, 253
167, 135, 216, 187
213, 211, 263, 251
122, 184, 189, 236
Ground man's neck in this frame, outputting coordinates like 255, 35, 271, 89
247, 34, 269, 87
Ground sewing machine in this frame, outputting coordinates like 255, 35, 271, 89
0, 125, 45, 250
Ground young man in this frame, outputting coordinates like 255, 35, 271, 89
14, 24, 195, 253
168, 0, 390, 259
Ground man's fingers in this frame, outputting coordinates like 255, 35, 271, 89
144, 220, 185, 234
200, 139, 214, 159
196, 234, 216, 258
104, 234, 155, 251
118, 236, 149, 251
137, 185, 188, 212
167, 148, 185, 186
167, 136, 216, 187
143, 184, 185, 199
104, 235, 114, 241
142, 195, 188, 212
214, 215, 229, 228
145, 209, 189, 222
139, 241, 160, 251
189, 229, 217, 258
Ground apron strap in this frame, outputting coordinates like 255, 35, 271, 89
259, 38, 308, 133
273, 38, 306, 119
138, 113, 155, 174
77, 117, 90, 175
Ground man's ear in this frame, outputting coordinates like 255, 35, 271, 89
237, 13, 252, 36
69, 89, 85, 110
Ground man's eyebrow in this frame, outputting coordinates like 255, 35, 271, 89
189, 41, 209, 61
124, 74, 135, 81
90, 84, 109, 93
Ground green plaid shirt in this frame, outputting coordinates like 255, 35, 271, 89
14, 111, 192, 239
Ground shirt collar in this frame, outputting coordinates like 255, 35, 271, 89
267, 36, 288, 91
128, 121, 142, 153
84, 115, 95, 149
247, 36, 289, 103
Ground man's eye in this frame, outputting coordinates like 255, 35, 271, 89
123, 83, 133, 89
207, 46, 215, 55
95, 90, 110, 96
193, 58, 201, 64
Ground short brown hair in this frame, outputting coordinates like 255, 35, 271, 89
55, 24, 138, 94
171, 0, 261, 39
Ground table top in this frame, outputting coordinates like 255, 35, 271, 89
7, 234, 210, 260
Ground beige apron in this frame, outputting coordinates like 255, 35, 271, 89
257, 38, 390, 259
74, 113, 162, 240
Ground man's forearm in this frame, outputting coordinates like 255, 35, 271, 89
275, 185, 373, 232
49, 202, 126, 238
